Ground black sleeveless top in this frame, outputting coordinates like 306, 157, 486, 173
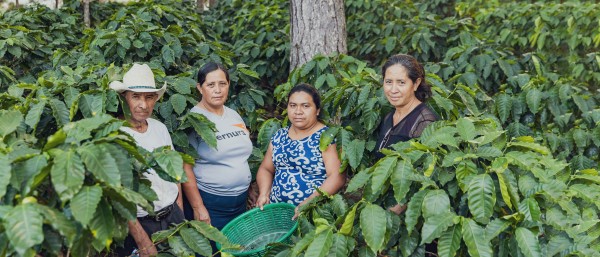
374, 103, 438, 160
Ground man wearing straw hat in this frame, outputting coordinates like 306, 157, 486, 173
110, 63, 204, 257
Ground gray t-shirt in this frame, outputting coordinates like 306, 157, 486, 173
188, 106, 252, 196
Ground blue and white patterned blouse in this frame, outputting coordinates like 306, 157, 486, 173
269, 126, 329, 205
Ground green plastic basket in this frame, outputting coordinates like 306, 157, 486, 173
217, 202, 298, 257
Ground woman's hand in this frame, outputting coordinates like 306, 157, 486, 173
193, 205, 211, 224
255, 194, 270, 210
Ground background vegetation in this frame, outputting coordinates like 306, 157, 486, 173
0, 0, 598, 256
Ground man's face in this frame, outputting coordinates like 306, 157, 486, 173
123, 91, 159, 124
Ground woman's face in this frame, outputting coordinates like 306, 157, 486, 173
383, 64, 421, 108
287, 91, 320, 130
197, 69, 229, 109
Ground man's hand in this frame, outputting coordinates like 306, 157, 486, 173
193, 205, 211, 224
137, 243, 158, 257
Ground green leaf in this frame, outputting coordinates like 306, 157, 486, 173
3, 203, 44, 255
461, 218, 492, 257
113, 186, 153, 214
315, 74, 327, 89
326, 74, 337, 88
508, 141, 549, 155
518, 198, 541, 222
422, 190, 451, 218
186, 112, 217, 149
370, 157, 397, 195
405, 189, 428, 235
360, 203, 387, 252
497, 171, 514, 210
89, 199, 115, 251
438, 223, 462, 257
457, 118, 476, 141
319, 127, 339, 152
78, 144, 121, 186
300, 60, 316, 77
484, 218, 511, 240
189, 220, 230, 245
25, 100, 46, 131
476, 146, 503, 158
346, 139, 366, 170
327, 234, 351, 257
525, 89, 542, 114
515, 227, 542, 257
0, 110, 22, 137
305, 229, 333, 257
38, 205, 77, 246
50, 149, 85, 202
468, 174, 496, 224
390, 160, 413, 204
162, 45, 175, 64
153, 147, 185, 182
0, 154, 11, 199
495, 93, 512, 123
339, 203, 358, 236
258, 118, 281, 152
169, 235, 195, 256
346, 168, 371, 193
473, 131, 505, 145
238, 67, 259, 79
292, 230, 317, 255
421, 212, 456, 245
79, 94, 103, 118
170, 93, 187, 115
70, 185, 102, 227
180, 227, 212, 256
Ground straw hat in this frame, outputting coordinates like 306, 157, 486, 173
109, 63, 167, 99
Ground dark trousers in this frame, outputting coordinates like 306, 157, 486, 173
183, 189, 248, 256
114, 203, 185, 256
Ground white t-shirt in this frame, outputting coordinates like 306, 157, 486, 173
188, 106, 252, 196
121, 118, 179, 217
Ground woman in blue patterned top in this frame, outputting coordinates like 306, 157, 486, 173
255, 83, 345, 213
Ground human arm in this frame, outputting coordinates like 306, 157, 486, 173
182, 163, 210, 224
296, 143, 345, 209
128, 220, 157, 257
255, 143, 276, 210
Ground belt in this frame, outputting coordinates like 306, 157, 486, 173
139, 202, 175, 222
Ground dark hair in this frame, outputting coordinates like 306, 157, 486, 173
196, 62, 230, 85
288, 83, 321, 110
381, 54, 432, 102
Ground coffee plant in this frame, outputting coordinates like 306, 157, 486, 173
1, 0, 599, 256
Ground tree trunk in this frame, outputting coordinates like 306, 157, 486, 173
196, 0, 205, 13
289, 0, 347, 71
15, 0, 19, 7
83, 0, 90, 27
209, 0, 217, 8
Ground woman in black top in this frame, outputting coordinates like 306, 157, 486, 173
375, 54, 438, 160
376, 54, 439, 255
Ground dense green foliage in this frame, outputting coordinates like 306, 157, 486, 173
0, 0, 599, 256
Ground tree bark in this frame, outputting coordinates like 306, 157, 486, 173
83, 0, 90, 27
209, 0, 217, 8
289, 0, 347, 71
196, 0, 205, 13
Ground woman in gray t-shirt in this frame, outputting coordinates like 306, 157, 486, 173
183, 62, 253, 231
